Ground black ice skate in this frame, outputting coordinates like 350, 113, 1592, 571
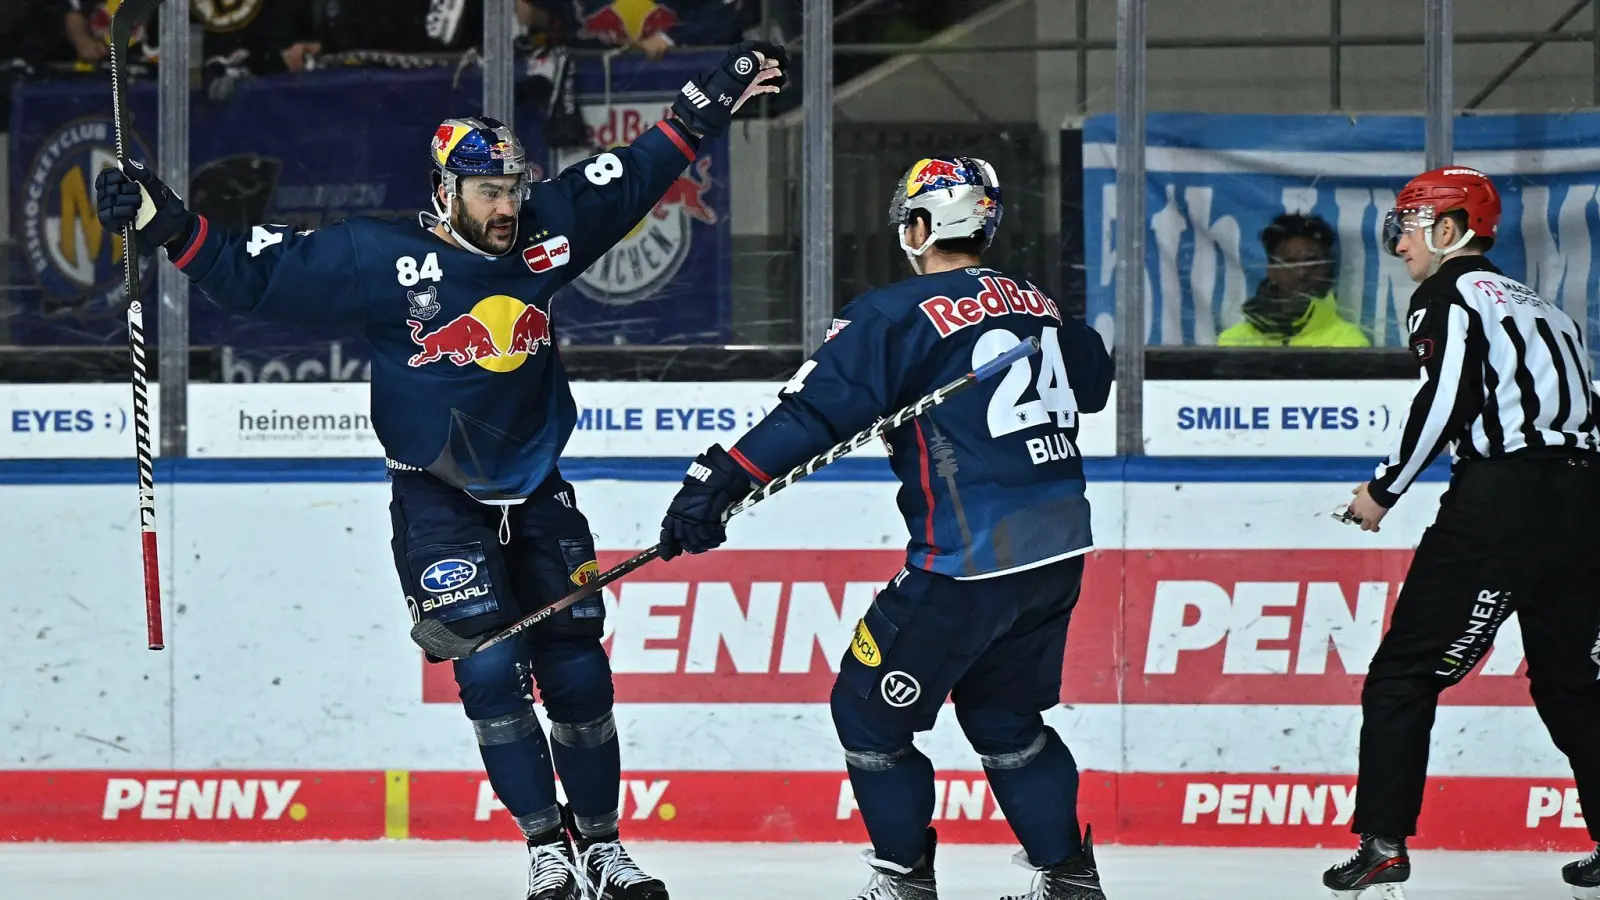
1322, 834, 1410, 899
1564, 844, 1600, 900
523, 829, 586, 900
850, 828, 939, 900
573, 831, 669, 900
1001, 825, 1106, 900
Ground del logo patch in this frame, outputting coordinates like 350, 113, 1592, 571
523, 235, 571, 274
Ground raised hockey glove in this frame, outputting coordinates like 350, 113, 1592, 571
659, 444, 756, 560
96, 159, 193, 257
669, 40, 789, 140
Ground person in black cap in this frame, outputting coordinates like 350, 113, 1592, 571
1219, 212, 1369, 347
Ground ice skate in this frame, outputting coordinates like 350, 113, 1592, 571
1001, 825, 1106, 900
1322, 834, 1409, 899
1564, 844, 1600, 900
851, 828, 939, 900
575, 832, 669, 900
523, 830, 587, 900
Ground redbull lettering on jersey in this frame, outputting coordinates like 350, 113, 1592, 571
406, 295, 551, 370
918, 276, 1061, 338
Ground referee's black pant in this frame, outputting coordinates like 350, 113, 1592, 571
1353, 452, 1600, 841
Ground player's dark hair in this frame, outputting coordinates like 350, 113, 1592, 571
911, 210, 986, 259
1442, 208, 1495, 253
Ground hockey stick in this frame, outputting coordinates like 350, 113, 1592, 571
409, 336, 1043, 660
110, 0, 167, 650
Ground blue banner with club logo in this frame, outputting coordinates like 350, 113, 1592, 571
6, 53, 731, 380
1082, 112, 1600, 361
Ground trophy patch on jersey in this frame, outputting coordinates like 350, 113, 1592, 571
408, 285, 441, 321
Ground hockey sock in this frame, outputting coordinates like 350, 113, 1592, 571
983, 727, 1083, 866
550, 712, 623, 838
472, 709, 562, 837
846, 745, 937, 869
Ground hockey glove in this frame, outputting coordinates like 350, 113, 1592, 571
96, 160, 193, 257
659, 444, 756, 560
669, 40, 789, 140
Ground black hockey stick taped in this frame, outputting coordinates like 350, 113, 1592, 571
110, 0, 167, 651
409, 337, 1043, 660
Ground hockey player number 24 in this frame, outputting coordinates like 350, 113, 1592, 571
972, 327, 1076, 438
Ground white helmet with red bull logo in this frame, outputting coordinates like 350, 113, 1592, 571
887, 156, 1003, 274
426, 116, 529, 256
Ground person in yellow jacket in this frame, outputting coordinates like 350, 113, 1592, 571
1219, 213, 1371, 347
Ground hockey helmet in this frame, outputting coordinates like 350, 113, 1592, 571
429, 116, 530, 212
887, 156, 1003, 273
1382, 166, 1502, 257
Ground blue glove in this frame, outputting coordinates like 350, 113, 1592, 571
659, 444, 756, 560
669, 40, 788, 140
95, 159, 193, 257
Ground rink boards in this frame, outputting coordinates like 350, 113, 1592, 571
1, 458, 1589, 850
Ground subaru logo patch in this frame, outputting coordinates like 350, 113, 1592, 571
421, 558, 478, 593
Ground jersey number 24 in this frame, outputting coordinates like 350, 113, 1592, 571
973, 326, 1076, 438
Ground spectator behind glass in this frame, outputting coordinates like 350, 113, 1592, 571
1219, 212, 1371, 348
316, 0, 484, 55
3, 1, 77, 65
537, 0, 757, 61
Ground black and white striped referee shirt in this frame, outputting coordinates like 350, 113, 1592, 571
1369, 255, 1600, 507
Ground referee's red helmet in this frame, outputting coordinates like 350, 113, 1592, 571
1384, 166, 1502, 256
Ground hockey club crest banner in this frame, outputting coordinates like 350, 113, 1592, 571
6, 55, 732, 375
1081, 112, 1600, 359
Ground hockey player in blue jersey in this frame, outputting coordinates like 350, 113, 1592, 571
658, 157, 1114, 900
96, 42, 787, 900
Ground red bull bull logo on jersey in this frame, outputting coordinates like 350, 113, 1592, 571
575, 0, 680, 46
407, 295, 551, 371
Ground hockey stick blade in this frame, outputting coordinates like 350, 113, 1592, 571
409, 337, 1040, 660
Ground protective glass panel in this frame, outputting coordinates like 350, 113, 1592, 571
1455, 1, 1600, 370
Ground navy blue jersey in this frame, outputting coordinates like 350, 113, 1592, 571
170, 120, 699, 501
733, 267, 1112, 579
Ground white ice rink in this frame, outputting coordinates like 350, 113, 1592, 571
0, 841, 1582, 899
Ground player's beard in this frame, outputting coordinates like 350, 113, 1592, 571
453, 208, 517, 255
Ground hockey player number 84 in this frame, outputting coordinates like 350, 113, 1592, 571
973, 326, 1076, 437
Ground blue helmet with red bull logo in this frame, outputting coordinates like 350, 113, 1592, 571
427, 117, 530, 254
887, 156, 1003, 274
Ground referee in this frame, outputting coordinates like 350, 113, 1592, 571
1323, 167, 1600, 899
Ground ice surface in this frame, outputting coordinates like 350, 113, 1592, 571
0, 841, 1578, 899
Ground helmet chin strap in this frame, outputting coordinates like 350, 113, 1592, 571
898, 224, 936, 275
1420, 214, 1475, 256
